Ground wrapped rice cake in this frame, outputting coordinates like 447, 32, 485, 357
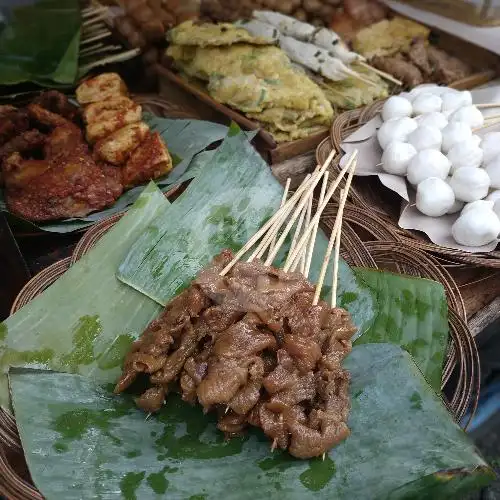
167, 23, 333, 142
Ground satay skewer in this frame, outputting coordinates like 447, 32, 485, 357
477, 103, 500, 109
269, 178, 291, 254
358, 62, 403, 86
474, 118, 500, 132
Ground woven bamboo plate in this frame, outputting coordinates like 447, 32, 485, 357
0, 210, 480, 498
316, 103, 500, 269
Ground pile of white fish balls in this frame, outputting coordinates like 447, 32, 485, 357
378, 85, 500, 247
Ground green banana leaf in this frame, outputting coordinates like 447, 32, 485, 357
9, 344, 494, 500
0, 183, 170, 409
0, 0, 80, 85
354, 268, 448, 392
0, 116, 231, 234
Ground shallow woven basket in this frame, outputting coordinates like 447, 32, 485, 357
316, 102, 500, 269
0, 202, 480, 498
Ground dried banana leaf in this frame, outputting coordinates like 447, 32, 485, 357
0, 0, 81, 85
117, 129, 376, 333
9, 344, 494, 500
0, 183, 170, 409
354, 268, 448, 392
0, 116, 230, 233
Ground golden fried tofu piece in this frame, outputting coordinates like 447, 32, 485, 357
83, 96, 138, 124
95, 122, 150, 165
122, 132, 172, 188
85, 103, 142, 143
76, 72, 128, 105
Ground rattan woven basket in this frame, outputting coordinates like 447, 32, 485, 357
0, 201, 480, 498
316, 102, 500, 269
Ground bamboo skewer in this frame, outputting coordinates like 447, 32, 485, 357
483, 113, 500, 121
79, 48, 141, 74
283, 151, 358, 274
477, 103, 500, 109
313, 159, 356, 306
358, 62, 403, 86
219, 149, 337, 276
269, 178, 291, 254
474, 118, 500, 132
81, 31, 112, 45
298, 194, 314, 274
304, 172, 329, 278
285, 193, 310, 269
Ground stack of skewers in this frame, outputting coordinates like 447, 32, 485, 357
115, 149, 361, 460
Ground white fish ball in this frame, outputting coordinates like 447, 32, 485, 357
447, 199, 465, 214
416, 177, 455, 217
416, 112, 448, 130
441, 122, 473, 153
449, 167, 490, 202
447, 140, 483, 173
407, 125, 442, 151
412, 93, 442, 115
407, 149, 451, 185
381, 141, 417, 175
494, 200, 500, 220
377, 117, 418, 150
462, 200, 495, 215
484, 157, 500, 189
441, 90, 472, 116
407, 84, 447, 101
471, 134, 482, 147
481, 132, 500, 164
382, 96, 413, 121
486, 190, 500, 203
449, 105, 484, 129
452, 209, 500, 247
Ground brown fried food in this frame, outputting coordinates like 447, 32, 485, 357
372, 54, 424, 87
0, 106, 30, 147
94, 122, 149, 165
32, 90, 80, 121
117, 251, 357, 459
85, 102, 143, 144
0, 130, 46, 163
122, 132, 173, 188
4, 125, 121, 221
406, 38, 433, 76
76, 72, 128, 105
83, 96, 139, 124
27, 104, 74, 130
426, 45, 471, 84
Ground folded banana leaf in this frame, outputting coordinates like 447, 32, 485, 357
0, 183, 170, 409
0, 116, 230, 234
0, 0, 80, 86
9, 344, 494, 500
354, 269, 448, 392
117, 130, 448, 388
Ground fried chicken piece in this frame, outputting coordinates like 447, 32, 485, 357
122, 132, 173, 188
0, 106, 30, 147
27, 104, 74, 130
85, 103, 143, 144
95, 122, 149, 166
76, 72, 128, 105
4, 125, 122, 221
32, 90, 80, 122
0, 130, 46, 163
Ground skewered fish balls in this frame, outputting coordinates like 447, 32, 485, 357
381, 141, 417, 175
416, 177, 455, 217
411, 93, 442, 115
441, 122, 473, 153
449, 167, 490, 202
462, 200, 495, 215
416, 112, 448, 130
481, 132, 500, 164
377, 117, 418, 150
381, 96, 412, 121
447, 139, 483, 173
452, 208, 500, 246
407, 125, 442, 151
407, 149, 451, 185
449, 105, 484, 129
484, 158, 500, 189
407, 84, 446, 101
441, 90, 472, 116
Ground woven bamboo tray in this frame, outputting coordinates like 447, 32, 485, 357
316, 102, 500, 269
0, 202, 480, 498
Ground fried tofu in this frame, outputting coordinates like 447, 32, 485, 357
83, 96, 138, 124
122, 132, 173, 188
95, 122, 150, 165
85, 103, 142, 143
76, 72, 128, 105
